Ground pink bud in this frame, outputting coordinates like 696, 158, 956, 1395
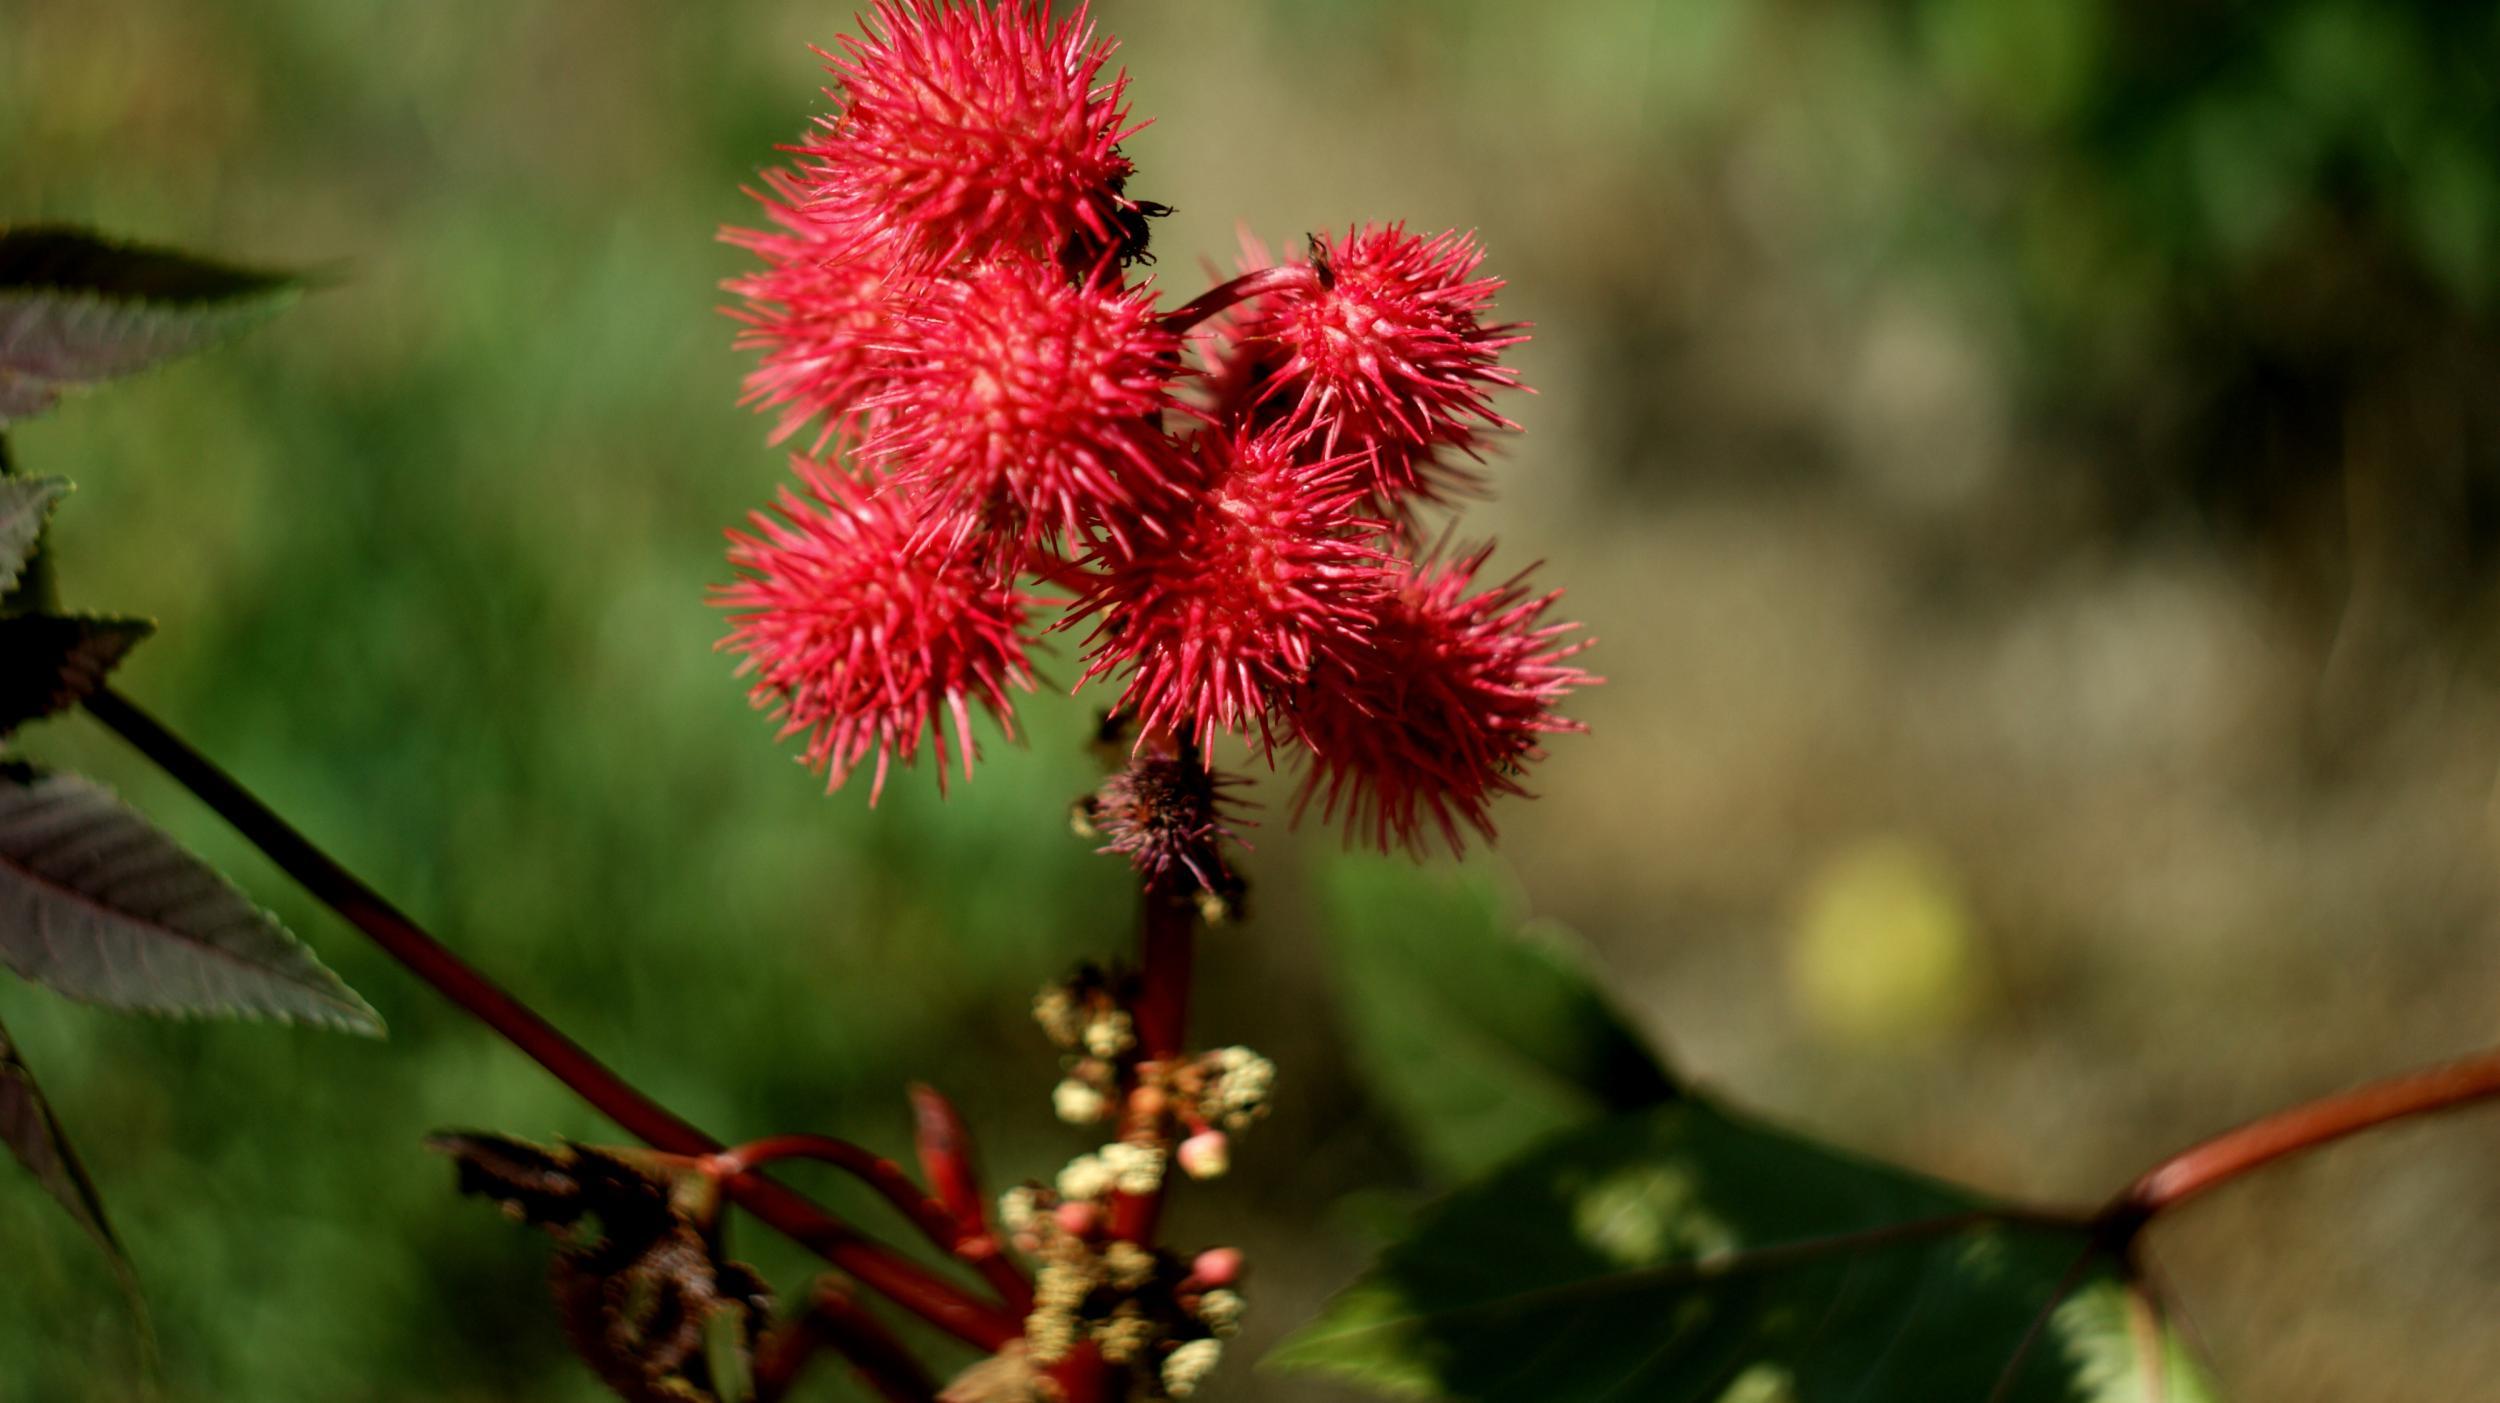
1055, 1200, 1102, 1238
1177, 1129, 1230, 1181
1190, 1247, 1244, 1289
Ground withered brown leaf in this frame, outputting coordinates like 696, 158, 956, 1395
430, 1132, 773, 1403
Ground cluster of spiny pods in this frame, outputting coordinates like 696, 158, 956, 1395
717, 0, 1592, 861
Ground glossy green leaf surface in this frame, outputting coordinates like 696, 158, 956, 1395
1271, 1098, 2218, 1402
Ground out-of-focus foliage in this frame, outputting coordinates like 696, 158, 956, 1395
1322, 863, 1674, 1179
1300, 863, 2210, 1401
1275, 1101, 2215, 1403
0, 225, 302, 424
4, 0, 2500, 1400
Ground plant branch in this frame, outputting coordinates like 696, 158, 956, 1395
757, 1280, 941, 1403
80, 685, 1019, 1353
1050, 732, 1207, 1403
707, 1131, 1030, 1311
2110, 1044, 2500, 1228
1109, 881, 1196, 1245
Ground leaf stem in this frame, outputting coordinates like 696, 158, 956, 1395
2110, 1044, 2500, 1225
79, 686, 1020, 1352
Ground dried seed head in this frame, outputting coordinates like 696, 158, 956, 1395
1077, 755, 1250, 899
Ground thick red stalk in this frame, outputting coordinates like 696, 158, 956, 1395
80, 687, 1019, 1353
1109, 884, 1196, 1244
1051, 731, 1206, 1401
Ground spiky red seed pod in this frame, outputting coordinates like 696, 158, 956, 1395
718, 460, 1038, 801
797, 0, 1144, 269
1288, 548, 1594, 854
1247, 224, 1528, 512
1073, 430, 1389, 752
863, 255, 1184, 551
723, 168, 910, 449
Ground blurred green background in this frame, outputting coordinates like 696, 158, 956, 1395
7, 0, 2500, 1398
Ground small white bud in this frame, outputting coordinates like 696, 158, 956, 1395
1177, 1129, 1230, 1181
1053, 1078, 1110, 1124
1196, 1289, 1246, 1338
1056, 1153, 1114, 1203
1099, 1141, 1165, 1196
1033, 987, 1082, 1047
1083, 1009, 1135, 1059
997, 1186, 1037, 1233
1161, 1338, 1224, 1398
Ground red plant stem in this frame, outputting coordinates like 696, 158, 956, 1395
1157, 263, 1313, 335
2113, 1045, 2500, 1224
1050, 734, 1207, 1402
709, 1135, 973, 1258
757, 1281, 941, 1403
911, 1083, 1034, 1314
80, 686, 1019, 1353
1110, 884, 1197, 1244
710, 1131, 1032, 1313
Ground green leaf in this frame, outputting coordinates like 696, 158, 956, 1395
1268, 1098, 2219, 1402
0, 614, 153, 732
0, 769, 382, 1034
702, 1306, 756, 1403
0, 1011, 132, 1282
0, 474, 67, 595
1324, 860, 1677, 1177
0, 226, 300, 426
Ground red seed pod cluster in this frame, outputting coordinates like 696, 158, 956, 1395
719, 0, 1593, 854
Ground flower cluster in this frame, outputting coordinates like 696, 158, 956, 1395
719, 0, 1593, 856
996, 1185, 1243, 1395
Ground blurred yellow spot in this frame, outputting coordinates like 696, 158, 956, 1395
1787, 835, 1979, 1046
1716, 1364, 1799, 1403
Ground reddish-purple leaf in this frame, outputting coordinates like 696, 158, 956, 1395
0, 1012, 133, 1286
0, 475, 66, 594
0, 769, 382, 1033
0, 227, 299, 426
0, 614, 153, 733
